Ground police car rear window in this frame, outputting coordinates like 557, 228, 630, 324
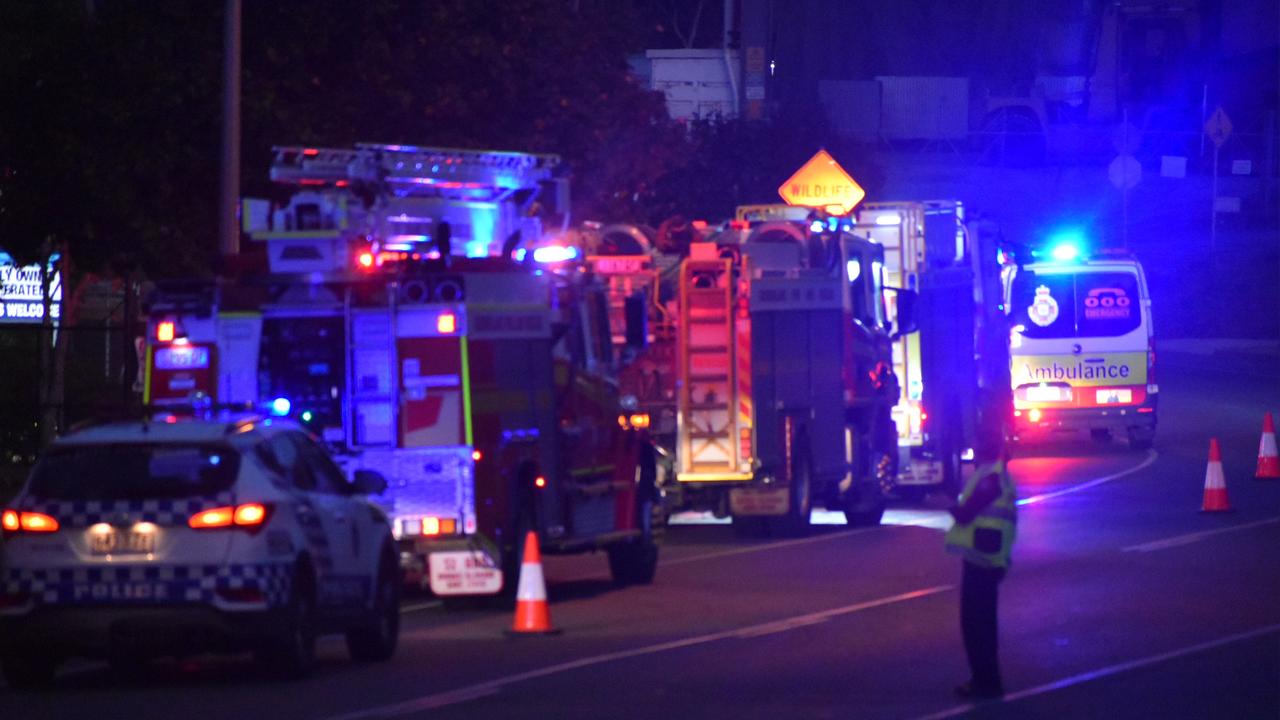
1011, 270, 1142, 339
27, 444, 239, 501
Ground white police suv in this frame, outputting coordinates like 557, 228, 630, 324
0, 413, 399, 687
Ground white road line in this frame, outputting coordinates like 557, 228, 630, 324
324, 585, 953, 720
1016, 449, 1158, 506
399, 600, 442, 614
909, 623, 1280, 720
658, 526, 883, 567
1123, 515, 1280, 553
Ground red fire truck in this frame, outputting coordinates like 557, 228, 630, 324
143, 144, 659, 598
583, 213, 912, 533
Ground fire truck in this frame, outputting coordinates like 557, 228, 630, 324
584, 212, 911, 533
853, 200, 1009, 496
143, 143, 659, 599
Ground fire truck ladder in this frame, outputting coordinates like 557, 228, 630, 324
269, 144, 561, 201
676, 257, 751, 483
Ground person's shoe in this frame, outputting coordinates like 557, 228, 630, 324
954, 680, 1004, 700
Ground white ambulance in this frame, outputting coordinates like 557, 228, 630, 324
1005, 246, 1156, 448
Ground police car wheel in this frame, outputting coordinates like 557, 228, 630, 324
1, 650, 60, 689
347, 557, 400, 662
258, 566, 317, 678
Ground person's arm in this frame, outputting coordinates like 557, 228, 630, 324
950, 472, 1002, 525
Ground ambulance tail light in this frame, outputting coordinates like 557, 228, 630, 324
2, 509, 60, 536
436, 311, 457, 334
188, 503, 273, 532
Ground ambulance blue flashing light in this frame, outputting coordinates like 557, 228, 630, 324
270, 397, 292, 416
532, 245, 579, 264
809, 220, 825, 233
1051, 243, 1081, 262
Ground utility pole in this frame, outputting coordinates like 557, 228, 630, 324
218, 0, 242, 258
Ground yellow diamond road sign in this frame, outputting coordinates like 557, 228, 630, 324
1205, 107, 1232, 148
778, 150, 865, 215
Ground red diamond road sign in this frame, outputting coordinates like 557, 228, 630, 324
778, 150, 865, 216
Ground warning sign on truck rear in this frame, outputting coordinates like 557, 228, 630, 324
428, 550, 503, 595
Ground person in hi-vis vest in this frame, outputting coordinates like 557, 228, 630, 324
945, 418, 1017, 700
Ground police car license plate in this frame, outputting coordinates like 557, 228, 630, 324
90, 531, 155, 555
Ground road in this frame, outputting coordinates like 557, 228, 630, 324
2, 353, 1278, 719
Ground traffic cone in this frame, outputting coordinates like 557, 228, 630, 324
507, 531, 560, 635
1256, 413, 1280, 479
1200, 438, 1233, 513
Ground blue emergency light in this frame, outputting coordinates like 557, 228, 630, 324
1051, 243, 1080, 262
532, 245, 578, 264
269, 397, 292, 416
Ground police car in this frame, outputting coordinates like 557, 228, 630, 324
0, 413, 399, 687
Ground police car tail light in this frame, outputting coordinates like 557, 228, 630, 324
3, 510, 60, 535
189, 503, 272, 531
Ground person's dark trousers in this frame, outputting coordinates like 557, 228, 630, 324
961, 560, 1006, 692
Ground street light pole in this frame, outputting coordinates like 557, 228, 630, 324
218, 0, 242, 258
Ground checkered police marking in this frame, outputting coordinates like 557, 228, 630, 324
2, 562, 293, 607
14, 492, 237, 528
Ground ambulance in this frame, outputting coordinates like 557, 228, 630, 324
1005, 244, 1156, 448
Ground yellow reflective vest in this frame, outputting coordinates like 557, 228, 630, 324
945, 460, 1017, 568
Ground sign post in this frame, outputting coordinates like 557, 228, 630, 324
1204, 107, 1233, 255
777, 150, 865, 216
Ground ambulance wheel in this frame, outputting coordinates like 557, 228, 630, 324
347, 551, 400, 662
608, 538, 658, 585
0, 649, 59, 689
258, 562, 317, 679
1128, 427, 1155, 451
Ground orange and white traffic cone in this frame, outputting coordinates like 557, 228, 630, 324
1256, 412, 1280, 480
507, 531, 560, 635
1200, 438, 1233, 513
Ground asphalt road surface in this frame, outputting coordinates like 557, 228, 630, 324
2, 352, 1277, 719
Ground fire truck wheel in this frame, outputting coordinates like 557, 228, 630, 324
843, 450, 890, 527
258, 561, 317, 679
767, 445, 813, 538
346, 551, 400, 662
0, 649, 60, 690
607, 538, 659, 585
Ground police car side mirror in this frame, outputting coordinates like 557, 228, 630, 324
351, 469, 388, 496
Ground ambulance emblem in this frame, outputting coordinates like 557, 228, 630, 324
1028, 285, 1059, 327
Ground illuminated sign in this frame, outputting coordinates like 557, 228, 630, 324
154, 346, 211, 371
777, 150, 866, 215
1016, 353, 1147, 387
0, 263, 61, 324
1082, 287, 1131, 320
